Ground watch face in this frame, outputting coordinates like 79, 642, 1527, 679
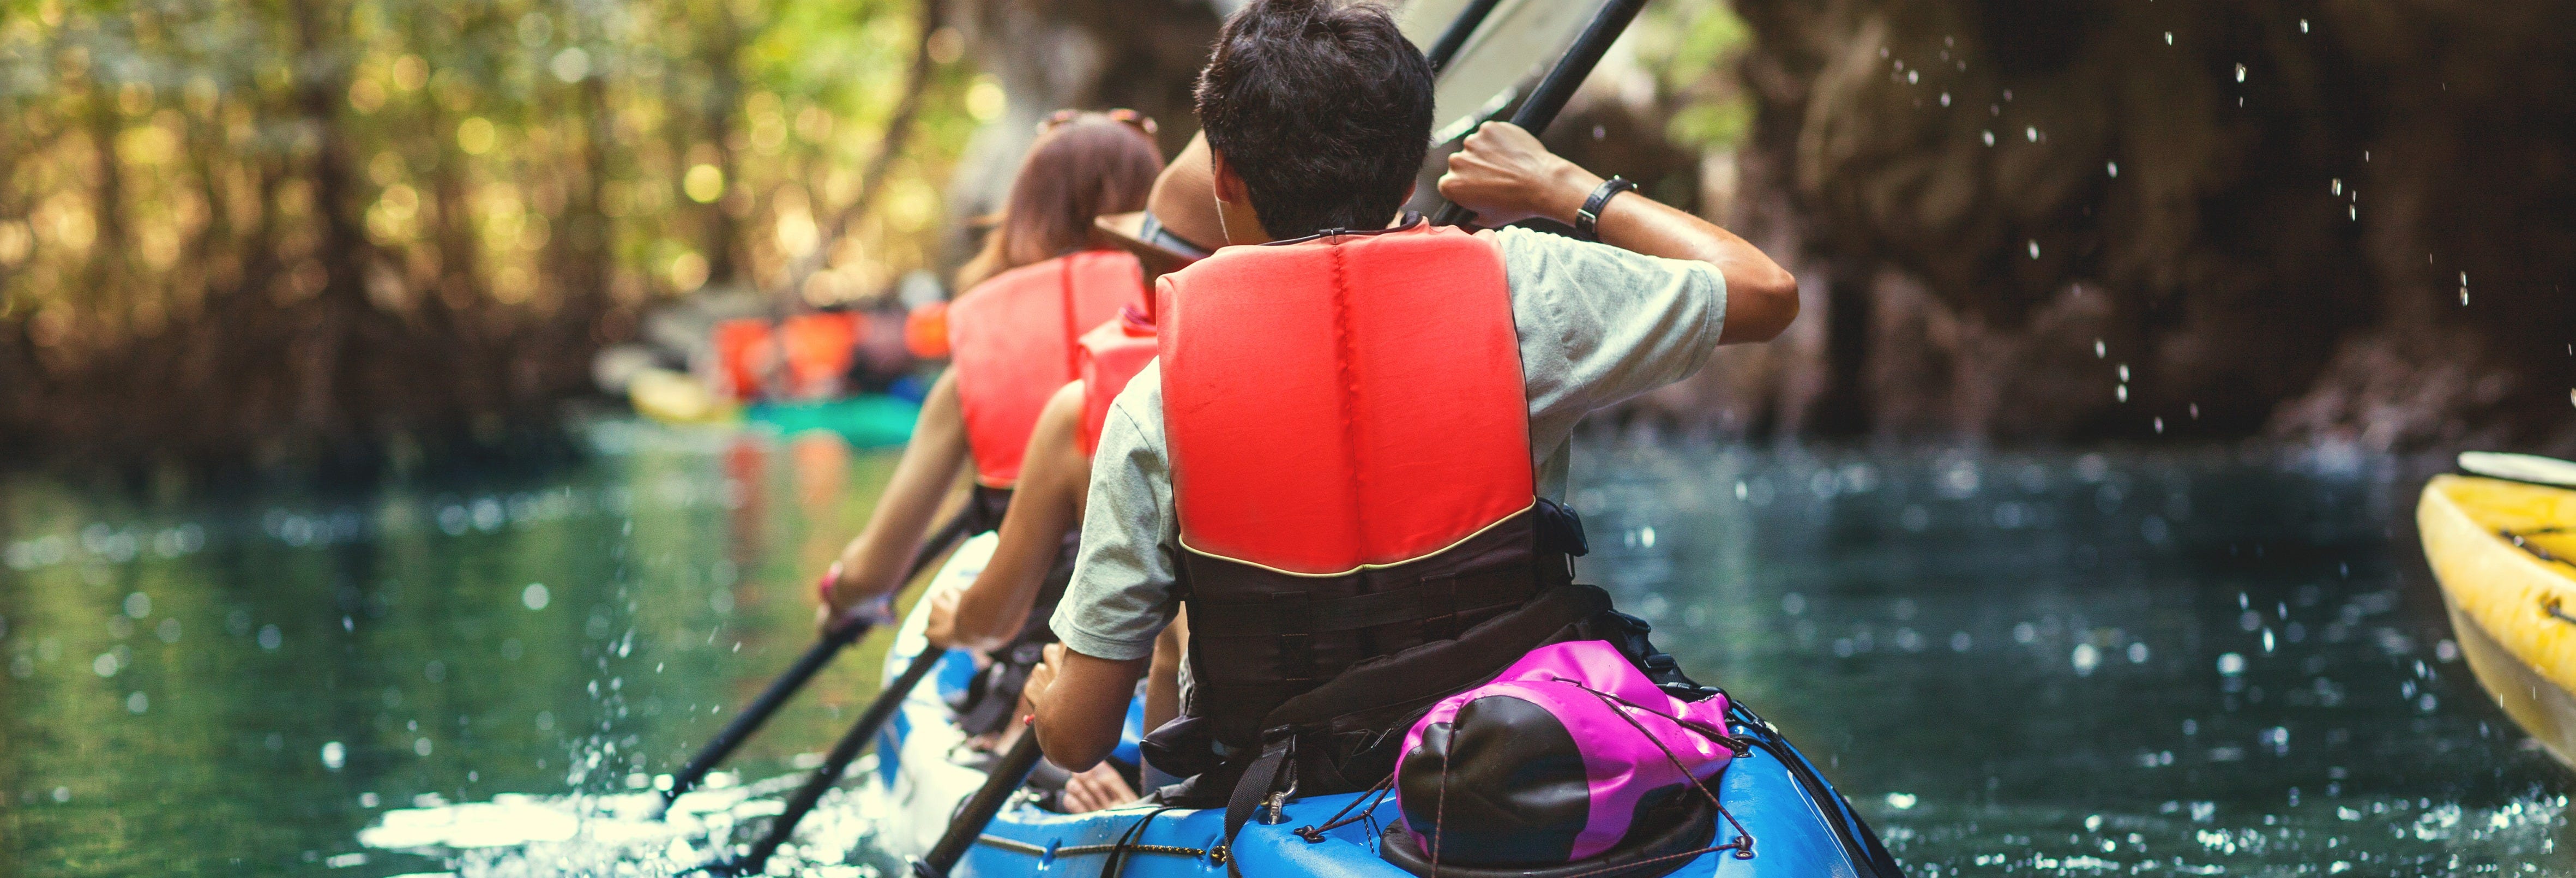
1399, 0, 1613, 145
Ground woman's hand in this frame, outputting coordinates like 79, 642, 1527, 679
815, 563, 895, 638
922, 585, 962, 649
1059, 761, 1140, 813
1436, 122, 1600, 228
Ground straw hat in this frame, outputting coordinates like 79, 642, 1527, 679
1095, 133, 1224, 278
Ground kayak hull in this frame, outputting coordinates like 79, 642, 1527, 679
2418, 474, 2576, 768
866, 542, 1891, 876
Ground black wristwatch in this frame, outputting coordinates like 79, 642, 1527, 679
1573, 175, 1636, 240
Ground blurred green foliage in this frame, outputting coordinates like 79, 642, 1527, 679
0, 0, 980, 461
1630, 0, 1754, 152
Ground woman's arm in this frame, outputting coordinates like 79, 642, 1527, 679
1437, 121, 1798, 344
819, 369, 971, 632
937, 382, 1090, 652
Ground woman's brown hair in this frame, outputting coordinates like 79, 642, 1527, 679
955, 113, 1165, 290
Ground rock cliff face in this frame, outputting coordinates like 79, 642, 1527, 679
1712, 0, 2576, 450
951, 0, 2572, 452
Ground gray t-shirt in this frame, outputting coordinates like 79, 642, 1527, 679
1050, 226, 1728, 663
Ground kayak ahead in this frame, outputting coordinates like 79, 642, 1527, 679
2419, 473, 2576, 768
861, 543, 1902, 877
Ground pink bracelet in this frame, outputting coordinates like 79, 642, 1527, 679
815, 561, 844, 605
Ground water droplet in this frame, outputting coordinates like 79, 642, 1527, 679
2235, 64, 2247, 83
2072, 643, 2100, 675
1906, 69, 1918, 84
1886, 792, 1918, 810
322, 741, 346, 770
257, 624, 282, 651
123, 592, 151, 618
155, 618, 180, 643
2028, 240, 2041, 258
2116, 384, 2129, 402
2128, 642, 2150, 663
2117, 364, 2130, 381
1940, 92, 1951, 106
2218, 652, 2247, 675
522, 583, 550, 611
2164, 31, 2174, 45
2300, 19, 2310, 33
92, 652, 118, 676
126, 691, 148, 713
2106, 161, 2118, 178
2094, 339, 2106, 358
52, 786, 70, 802
414, 737, 434, 756
1982, 129, 1995, 147
2024, 126, 2038, 142
2154, 417, 2165, 434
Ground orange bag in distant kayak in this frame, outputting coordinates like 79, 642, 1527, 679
714, 318, 775, 401
905, 301, 951, 360
778, 312, 861, 400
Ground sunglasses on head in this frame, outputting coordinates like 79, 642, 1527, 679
1039, 108, 1158, 137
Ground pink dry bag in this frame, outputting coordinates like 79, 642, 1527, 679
1391, 640, 1738, 866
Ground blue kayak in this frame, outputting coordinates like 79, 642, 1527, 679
865, 540, 1901, 877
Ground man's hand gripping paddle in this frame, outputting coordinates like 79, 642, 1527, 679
1431, 0, 1652, 228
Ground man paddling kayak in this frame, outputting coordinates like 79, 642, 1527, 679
1022, 0, 1797, 829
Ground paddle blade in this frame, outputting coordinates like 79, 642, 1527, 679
1419, 0, 1611, 145
2461, 452, 2576, 487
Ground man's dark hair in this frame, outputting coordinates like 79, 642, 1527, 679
1195, 0, 1433, 239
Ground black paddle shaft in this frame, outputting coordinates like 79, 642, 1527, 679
727, 644, 953, 874
1422, 0, 1504, 74
1431, 0, 1654, 227
660, 510, 974, 811
912, 732, 1048, 877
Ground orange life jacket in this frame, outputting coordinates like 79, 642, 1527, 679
947, 250, 1145, 487
1075, 305, 1160, 457
1161, 221, 1533, 575
1146, 219, 1602, 847
1156, 220, 1572, 748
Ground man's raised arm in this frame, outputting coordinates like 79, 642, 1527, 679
1437, 121, 1798, 344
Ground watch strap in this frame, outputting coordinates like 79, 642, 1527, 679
1574, 175, 1637, 240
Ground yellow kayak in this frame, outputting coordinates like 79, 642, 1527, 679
2419, 473, 2576, 768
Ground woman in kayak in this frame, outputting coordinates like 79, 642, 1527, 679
812, 111, 1161, 630
918, 134, 1223, 813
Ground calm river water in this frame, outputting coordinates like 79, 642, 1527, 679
2, 423, 2565, 876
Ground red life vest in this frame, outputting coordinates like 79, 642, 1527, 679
1075, 306, 1159, 457
947, 250, 1145, 487
1160, 221, 1533, 575
1155, 221, 1581, 757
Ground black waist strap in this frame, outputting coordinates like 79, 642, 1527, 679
1187, 569, 1539, 638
